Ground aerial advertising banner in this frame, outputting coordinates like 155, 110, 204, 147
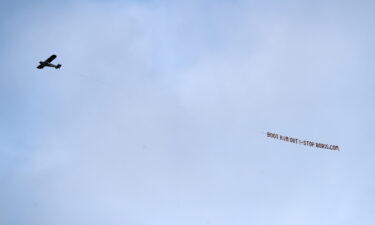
267, 132, 340, 151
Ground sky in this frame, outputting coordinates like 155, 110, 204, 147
0, 0, 374, 224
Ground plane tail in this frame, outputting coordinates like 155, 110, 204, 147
56, 64, 61, 69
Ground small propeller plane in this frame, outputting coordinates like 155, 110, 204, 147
37, 55, 61, 69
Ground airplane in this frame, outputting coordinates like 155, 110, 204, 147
37, 55, 61, 69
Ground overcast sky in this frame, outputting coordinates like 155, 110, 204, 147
1, 0, 374, 224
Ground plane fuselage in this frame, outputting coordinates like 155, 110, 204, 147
40, 61, 54, 67
39, 61, 61, 69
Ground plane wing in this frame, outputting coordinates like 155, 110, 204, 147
45, 54, 57, 63
37, 64, 44, 69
